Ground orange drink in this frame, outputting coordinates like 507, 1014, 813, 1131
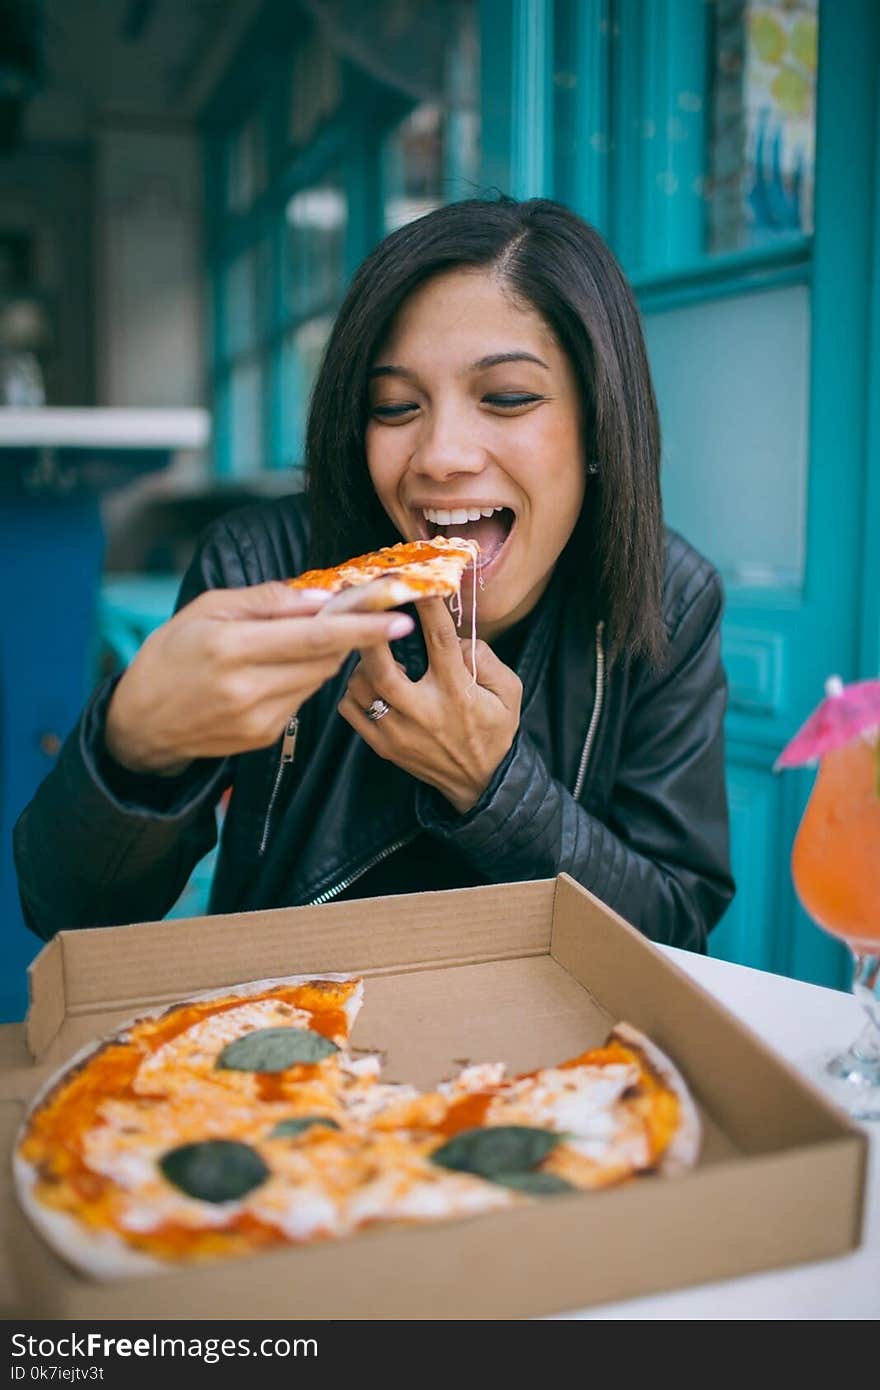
791, 736, 880, 953
777, 677, 880, 1119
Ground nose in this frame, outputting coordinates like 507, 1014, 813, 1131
409, 403, 486, 482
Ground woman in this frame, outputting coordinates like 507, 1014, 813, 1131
15, 197, 734, 950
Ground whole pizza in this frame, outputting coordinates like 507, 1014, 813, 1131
15, 974, 700, 1278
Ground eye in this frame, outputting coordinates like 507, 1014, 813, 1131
483, 393, 545, 410
371, 402, 419, 422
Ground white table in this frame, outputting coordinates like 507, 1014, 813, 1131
557, 949, 880, 1320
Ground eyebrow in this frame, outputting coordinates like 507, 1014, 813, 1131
368, 351, 550, 381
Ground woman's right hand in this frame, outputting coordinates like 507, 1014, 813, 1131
104, 582, 414, 775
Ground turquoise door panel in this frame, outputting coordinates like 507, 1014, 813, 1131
643, 2, 878, 987
478, 0, 878, 987
646, 285, 811, 591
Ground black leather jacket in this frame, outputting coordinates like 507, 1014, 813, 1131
15, 495, 734, 951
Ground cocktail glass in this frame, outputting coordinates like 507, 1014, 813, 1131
776, 676, 880, 1122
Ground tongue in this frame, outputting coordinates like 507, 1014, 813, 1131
437, 513, 511, 562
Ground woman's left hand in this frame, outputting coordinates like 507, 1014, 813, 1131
338, 597, 522, 814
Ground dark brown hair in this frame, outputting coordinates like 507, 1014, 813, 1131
305, 196, 666, 667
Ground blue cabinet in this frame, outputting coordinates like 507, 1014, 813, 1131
0, 410, 208, 1022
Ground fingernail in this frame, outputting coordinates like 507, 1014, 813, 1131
386, 614, 414, 638
295, 588, 332, 604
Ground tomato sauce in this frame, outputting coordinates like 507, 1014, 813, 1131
433, 1090, 494, 1137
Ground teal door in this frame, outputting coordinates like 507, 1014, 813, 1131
640, 3, 880, 986
480, 0, 880, 985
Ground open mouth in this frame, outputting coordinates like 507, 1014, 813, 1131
419, 505, 516, 568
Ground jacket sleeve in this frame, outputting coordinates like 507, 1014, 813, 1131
415, 572, 735, 953
13, 523, 247, 942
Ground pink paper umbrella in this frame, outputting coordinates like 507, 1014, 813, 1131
774, 675, 880, 769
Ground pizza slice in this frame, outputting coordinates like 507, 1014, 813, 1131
371, 1024, 700, 1193
457, 1023, 701, 1190
287, 537, 481, 613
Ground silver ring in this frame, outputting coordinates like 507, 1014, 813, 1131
365, 697, 391, 723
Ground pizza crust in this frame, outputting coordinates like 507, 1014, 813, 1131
321, 576, 441, 613
610, 1022, 702, 1174
14, 1151, 167, 1281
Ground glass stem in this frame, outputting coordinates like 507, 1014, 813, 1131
850, 953, 880, 1060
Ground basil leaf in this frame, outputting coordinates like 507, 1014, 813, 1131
489, 1170, 576, 1196
159, 1140, 269, 1203
270, 1116, 341, 1138
430, 1126, 562, 1177
217, 1027, 339, 1072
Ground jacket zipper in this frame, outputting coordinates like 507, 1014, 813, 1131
572, 620, 605, 802
304, 621, 607, 906
307, 833, 419, 906
257, 715, 299, 858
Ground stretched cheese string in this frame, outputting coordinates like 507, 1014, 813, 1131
445, 539, 481, 686
469, 542, 480, 684
460, 539, 481, 686
449, 586, 462, 626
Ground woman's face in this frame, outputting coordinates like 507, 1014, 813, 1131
366, 267, 586, 641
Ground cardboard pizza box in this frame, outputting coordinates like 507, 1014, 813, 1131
0, 875, 867, 1319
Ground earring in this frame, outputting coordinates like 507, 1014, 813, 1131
587, 461, 601, 475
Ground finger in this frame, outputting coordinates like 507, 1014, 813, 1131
337, 687, 392, 749
357, 642, 416, 706
348, 654, 406, 684
417, 597, 469, 686
189, 581, 333, 621
460, 639, 522, 705
346, 660, 409, 718
345, 663, 375, 708
209, 611, 415, 666
235, 656, 356, 708
321, 577, 412, 614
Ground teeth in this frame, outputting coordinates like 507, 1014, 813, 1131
421, 505, 505, 524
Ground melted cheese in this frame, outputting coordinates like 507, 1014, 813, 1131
251, 1130, 517, 1240
485, 1062, 640, 1134
134, 1000, 313, 1099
